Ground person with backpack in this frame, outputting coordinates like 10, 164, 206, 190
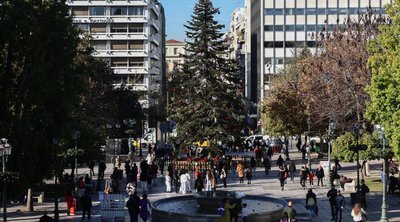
305, 188, 317, 217
360, 179, 370, 209
282, 201, 297, 222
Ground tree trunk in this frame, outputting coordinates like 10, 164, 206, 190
26, 188, 34, 211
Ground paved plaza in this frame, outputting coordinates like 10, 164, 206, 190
6, 148, 400, 222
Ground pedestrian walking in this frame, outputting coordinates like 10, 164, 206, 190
282, 201, 297, 222
140, 194, 151, 222
300, 166, 307, 188
126, 191, 141, 222
65, 190, 75, 216
220, 198, 235, 222
308, 170, 315, 187
80, 188, 92, 221
180, 170, 189, 194
301, 145, 307, 160
174, 171, 180, 193
88, 160, 95, 177
195, 176, 204, 192
263, 156, 271, 175
246, 168, 252, 184
229, 198, 240, 222
98, 161, 106, 180
206, 170, 213, 191
250, 157, 257, 178
351, 202, 367, 222
305, 188, 317, 217
327, 187, 338, 221
289, 161, 296, 181
116, 155, 122, 169
316, 165, 325, 187
276, 155, 284, 168
278, 166, 287, 191
236, 162, 244, 184
335, 190, 345, 222
221, 167, 227, 188
165, 171, 172, 192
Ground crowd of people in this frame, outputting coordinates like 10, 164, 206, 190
53, 138, 399, 222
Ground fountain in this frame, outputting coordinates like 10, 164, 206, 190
151, 190, 286, 222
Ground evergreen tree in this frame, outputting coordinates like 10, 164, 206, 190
169, 0, 246, 145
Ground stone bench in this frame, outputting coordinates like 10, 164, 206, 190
343, 181, 356, 193
32, 192, 44, 203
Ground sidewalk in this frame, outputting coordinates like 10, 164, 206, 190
6, 149, 400, 222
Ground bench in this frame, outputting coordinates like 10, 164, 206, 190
32, 192, 45, 203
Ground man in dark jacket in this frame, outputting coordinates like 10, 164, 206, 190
126, 191, 141, 222
80, 189, 92, 221
327, 187, 337, 221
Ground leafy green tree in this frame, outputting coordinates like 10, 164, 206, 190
366, 0, 400, 158
0, 0, 81, 190
169, 0, 246, 145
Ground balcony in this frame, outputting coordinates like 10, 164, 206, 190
67, 0, 148, 6
90, 32, 147, 41
148, 49, 160, 60
148, 19, 160, 31
113, 83, 148, 92
72, 15, 146, 24
94, 49, 147, 57
149, 2, 160, 17
111, 66, 148, 75
148, 33, 160, 45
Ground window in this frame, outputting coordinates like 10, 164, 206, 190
275, 25, 283, 31
275, 58, 284, 65
285, 41, 295, 48
111, 58, 128, 67
91, 41, 106, 50
77, 23, 89, 32
295, 8, 304, 15
285, 25, 295, 31
111, 7, 127, 16
264, 9, 274, 15
89, 7, 105, 16
111, 24, 127, 33
129, 40, 144, 50
90, 24, 106, 33
338, 8, 348, 15
128, 7, 144, 15
111, 41, 127, 50
328, 8, 337, 15
275, 42, 283, 48
129, 24, 144, 33
264, 25, 274, 31
129, 58, 144, 67
306, 8, 316, 15
349, 8, 358, 14
317, 24, 326, 32
296, 25, 305, 31
306, 25, 315, 32
306, 41, 316, 47
285, 8, 294, 15
72, 7, 88, 16
275, 9, 283, 15
264, 42, 274, 48
316, 8, 326, 15
173, 48, 178, 55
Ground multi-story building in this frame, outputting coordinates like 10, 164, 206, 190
67, 0, 165, 110
165, 39, 185, 73
246, 0, 391, 104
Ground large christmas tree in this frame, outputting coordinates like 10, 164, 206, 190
169, 0, 246, 145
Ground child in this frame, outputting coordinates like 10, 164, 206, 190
241, 203, 248, 222
165, 172, 171, 193
246, 168, 252, 184
308, 170, 315, 187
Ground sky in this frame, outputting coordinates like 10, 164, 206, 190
159, 0, 245, 41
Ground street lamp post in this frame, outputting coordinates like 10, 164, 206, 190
327, 119, 336, 189
354, 125, 361, 199
307, 117, 311, 170
52, 135, 60, 222
0, 138, 12, 222
376, 125, 389, 222
71, 130, 81, 180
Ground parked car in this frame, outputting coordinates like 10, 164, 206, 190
267, 137, 284, 153
244, 135, 265, 147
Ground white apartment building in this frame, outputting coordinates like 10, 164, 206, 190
165, 39, 186, 73
246, 0, 392, 104
66, 0, 165, 109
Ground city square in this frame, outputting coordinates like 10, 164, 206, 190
1, 0, 400, 222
